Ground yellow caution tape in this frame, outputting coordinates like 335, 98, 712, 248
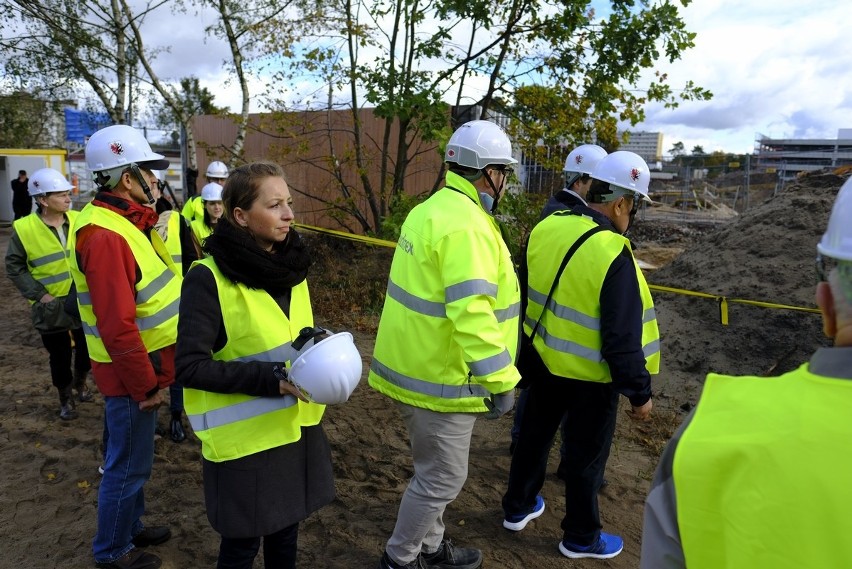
295, 223, 822, 325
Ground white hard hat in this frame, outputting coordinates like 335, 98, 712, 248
28, 168, 73, 197
564, 144, 607, 175
206, 161, 229, 179
288, 332, 363, 405
817, 177, 852, 261
590, 150, 651, 203
201, 182, 223, 202
85, 124, 169, 173
445, 120, 517, 169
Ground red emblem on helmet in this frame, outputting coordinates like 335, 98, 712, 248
33, 180, 40, 188
630, 167, 640, 181
110, 141, 124, 155
574, 155, 583, 165
447, 149, 456, 157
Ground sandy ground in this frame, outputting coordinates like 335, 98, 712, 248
0, 173, 841, 568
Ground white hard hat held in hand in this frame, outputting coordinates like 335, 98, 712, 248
288, 332, 363, 405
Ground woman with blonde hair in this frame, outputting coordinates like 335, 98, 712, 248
175, 162, 334, 569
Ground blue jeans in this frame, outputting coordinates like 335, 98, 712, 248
93, 396, 158, 563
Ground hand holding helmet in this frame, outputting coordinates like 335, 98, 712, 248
285, 331, 363, 405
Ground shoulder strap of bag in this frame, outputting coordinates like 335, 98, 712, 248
527, 222, 607, 342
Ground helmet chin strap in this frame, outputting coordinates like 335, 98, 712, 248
482, 169, 504, 214
129, 163, 156, 205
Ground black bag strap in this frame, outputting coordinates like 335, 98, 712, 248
527, 223, 607, 342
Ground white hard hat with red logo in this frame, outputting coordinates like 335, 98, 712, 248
28, 168, 73, 197
444, 120, 517, 169
564, 144, 607, 176
590, 150, 651, 203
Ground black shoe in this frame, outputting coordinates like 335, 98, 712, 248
95, 549, 162, 569
131, 526, 171, 547
170, 415, 186, 443
379, 551, 425, 569
422, 540, 482, 569
59, 402, 78, 420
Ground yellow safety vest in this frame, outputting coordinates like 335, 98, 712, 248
190, 218, 213, 249
13, 210, 78, 303
673, 365, 852, 568
68, 203, 181, 362
368, 171, 521, 413
183, 258, 323, 462
181, 195, 204, 222
164, 211, 185, 271
525, 211, 660, 381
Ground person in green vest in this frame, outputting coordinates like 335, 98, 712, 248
370, 120, 521, 569
176, 162, 335, 569
182, 160, 228, 222
5, 167, 93, 420
189, 181, 224, 251
641, 176, 852, 568
502, 151, 660, 561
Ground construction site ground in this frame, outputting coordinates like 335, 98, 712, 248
0, 172, 842, 568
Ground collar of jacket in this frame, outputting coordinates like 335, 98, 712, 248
443, 170, 480, 204
93, 191, 159, 232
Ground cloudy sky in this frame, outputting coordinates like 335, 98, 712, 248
136, 0, 849, 156
627, 0, 851, 155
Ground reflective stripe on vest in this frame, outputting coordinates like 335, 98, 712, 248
68, 203, 181, 362
673, 366, 852, 568
368, 171, 521, 413
524, 212, 660, 382
13, 211, 78, 302
183, 258, 323, 463
165, 212, 183, 269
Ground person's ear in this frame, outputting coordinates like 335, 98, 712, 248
232, 207, 248, 227
816, 281, 837, 338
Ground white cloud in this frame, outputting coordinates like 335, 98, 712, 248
628, 0, 852, 154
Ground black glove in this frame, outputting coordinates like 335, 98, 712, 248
483, 390, 515, 419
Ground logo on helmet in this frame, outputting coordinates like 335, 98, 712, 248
574, 155, 583, 165
630, 167, 640, 181
33, 180, 40, 188
110, 141, 124, 156
447, 149, 456, 158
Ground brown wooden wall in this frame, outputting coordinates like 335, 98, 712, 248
191, 109, 446, 234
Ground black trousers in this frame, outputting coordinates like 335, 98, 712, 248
502, 370, 619, 546
218, 523, 298, 569
40, 327, 90, 394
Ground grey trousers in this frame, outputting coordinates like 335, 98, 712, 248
386, 402, 477, 565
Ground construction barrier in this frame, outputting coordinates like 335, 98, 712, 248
294, 223, 822, 326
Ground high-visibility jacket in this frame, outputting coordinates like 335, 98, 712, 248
190, 218, 213, 248
525, 211, 660, 381
164, 211, 185, 270
368, 171, 521, 413
12, 210, 78, 304
184, 257, 324, 462
68, 203, 181, 362
181, 195, 204, 222
673, 364, 852, 568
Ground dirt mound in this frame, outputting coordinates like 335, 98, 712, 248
646, 173, 846, 411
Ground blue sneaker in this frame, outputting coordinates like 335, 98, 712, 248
558, 532, 623, 559
502, 495, 545, 531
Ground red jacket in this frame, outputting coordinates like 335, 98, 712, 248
75, 192, 175, 401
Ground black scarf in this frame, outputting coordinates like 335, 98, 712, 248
202, 217, 312, 296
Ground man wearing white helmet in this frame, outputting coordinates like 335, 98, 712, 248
540, 143, 608, 219
5, 168, 93, 420
641, 177, 852, 568
370, 120, 522, 569
502, 150, 660, 560
182, 160, 229, 222
70, 124, 180, 569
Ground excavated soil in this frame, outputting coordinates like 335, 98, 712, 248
0, 173, 842, 568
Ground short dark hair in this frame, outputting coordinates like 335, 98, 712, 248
18, 170, 26, 176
